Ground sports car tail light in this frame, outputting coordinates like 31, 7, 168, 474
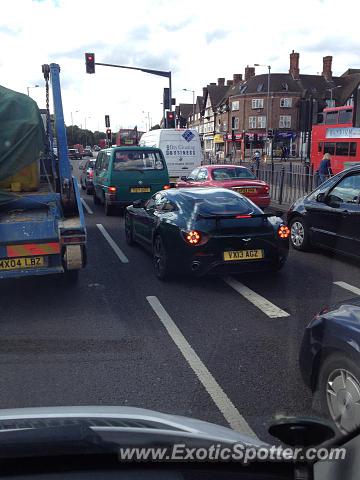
163, 185, 171, 190
278, 225, 290, 239
235, 214, 252, 219
264, 185, 270, 193
182, 230, 209, 246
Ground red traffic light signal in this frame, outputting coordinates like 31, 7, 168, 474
106, 128, 112, 141
85, 52, 95, 74
166, 111, 175, 128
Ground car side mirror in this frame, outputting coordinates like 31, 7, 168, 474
180, 176, 188, 182
133, 199, 145, 208
316, 192, 326, 203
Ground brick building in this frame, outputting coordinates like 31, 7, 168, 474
182, 51, 360, 160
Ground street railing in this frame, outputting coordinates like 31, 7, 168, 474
256, 166, 316, 206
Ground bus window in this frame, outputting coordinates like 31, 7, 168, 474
318, 142, 323, 153
350, 142, 357, 156
316, 113, 324, 124
325, 111, 338, 124
335, 142, 350, 156
338, 109, 353, 124
324, 142, 335, 155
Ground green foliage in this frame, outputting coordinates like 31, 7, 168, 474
66, 125, 107, 147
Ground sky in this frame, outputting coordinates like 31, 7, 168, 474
1, 0, 359, 133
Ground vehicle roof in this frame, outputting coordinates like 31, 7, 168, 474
100, 146, 162, 153
203, 164, 251, 170
166, 187, 244, 199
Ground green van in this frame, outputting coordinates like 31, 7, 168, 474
93, 147, 170, 215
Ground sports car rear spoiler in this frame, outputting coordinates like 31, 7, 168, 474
197, 212, 275, 220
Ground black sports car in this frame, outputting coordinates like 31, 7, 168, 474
125, 187, 290, 280
299, 298, 360, 435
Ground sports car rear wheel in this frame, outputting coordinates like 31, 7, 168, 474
125, 213, 135, 246
153, 235, 171, 281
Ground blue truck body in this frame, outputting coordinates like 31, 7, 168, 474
0, 64, 87, 281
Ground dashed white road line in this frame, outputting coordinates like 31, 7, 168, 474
81, 198, 93, 215
96, 224, 129, 264
334, 281, 360, 296
146, 295, 257, 438
222, 276, 290, 319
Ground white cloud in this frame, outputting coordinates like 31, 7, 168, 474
1, 0, 359, 133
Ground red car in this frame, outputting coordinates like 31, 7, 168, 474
176, 165, 270, 208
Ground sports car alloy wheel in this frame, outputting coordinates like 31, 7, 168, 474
326, 368, 360, 434
153, 235, 170, 280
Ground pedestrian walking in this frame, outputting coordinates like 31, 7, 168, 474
281, 145, 287, 162
251, 150, 261, 173
318, 153, 333, 184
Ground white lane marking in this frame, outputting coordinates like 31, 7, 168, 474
96, 224, 129, 264
146, 295, 257, 438
81, 198, 93, 215
334, 281, 360, 296
222, 276, 290, 319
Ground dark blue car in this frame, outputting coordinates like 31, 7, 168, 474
299, 298, 360, 435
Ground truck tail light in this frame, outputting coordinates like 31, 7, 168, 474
61, 235, 86, 245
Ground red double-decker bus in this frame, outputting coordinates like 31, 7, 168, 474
116, 128, 144, 147
311, 105, 360, 174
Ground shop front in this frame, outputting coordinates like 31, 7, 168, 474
273, 131, 298, 157
226, 133, 243, 159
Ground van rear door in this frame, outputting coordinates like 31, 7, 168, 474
159, 129, 203, 180
109, 149, 169, 202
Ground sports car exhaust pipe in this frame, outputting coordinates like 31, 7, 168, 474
191, 261, 201, 271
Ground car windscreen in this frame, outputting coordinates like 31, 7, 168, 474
211, 167, 256, 181
186, 190, 262, 215
113, 150, 165, 171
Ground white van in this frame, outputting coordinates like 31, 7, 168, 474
139, 129, 203, 183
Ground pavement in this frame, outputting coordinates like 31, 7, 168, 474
0, 159, 359, 444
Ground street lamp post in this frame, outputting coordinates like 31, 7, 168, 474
27, 84, 39, 97
183, 88, 195, 127
70, 110, 80, 145
254, 64, 272, 164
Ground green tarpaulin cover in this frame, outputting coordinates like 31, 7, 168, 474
0, 84, 46, 182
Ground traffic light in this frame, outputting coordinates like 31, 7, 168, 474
166, 111, 175, 128
106, 128, 112, 141
85, 53, 95, 74
163, 88, 170, 110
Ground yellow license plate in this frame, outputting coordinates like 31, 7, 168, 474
130, 187, 151, 193
0, 256, 47, 271
234, 188, 256, 194
223, 249, 264, 261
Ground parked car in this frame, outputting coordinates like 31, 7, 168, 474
80, 159, 96, 195
93, 147, 170, 215
68, 148, 81, 160
288, 165, 360, 257
83, 148, 93, 157
125, 187, 289, 280
299, 298, 360, 435
176, 165, 270, 209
